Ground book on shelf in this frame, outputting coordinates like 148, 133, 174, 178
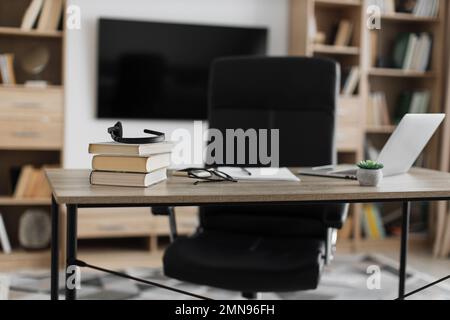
0, 54, 16, 85
411, 0, 439, 17
13, 166, 52, 199
90, 168, 168, 188
37, 0, 64, 32
92, 153, 171, 174
0, 213, 11, 254
362, 204, 386, 240
341, 67, 360, 96
13, 165, 34, 198
20, 0, 44, 30
367, 92, 391, 126
392, 32, 432, 72
333, 20, 353, 47
89, 141, 174, 156
338, 216, 353, 240
394, 90, 430, 123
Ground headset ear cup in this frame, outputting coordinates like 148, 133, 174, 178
114, 122, 123, 138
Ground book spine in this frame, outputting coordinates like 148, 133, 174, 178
0, 213, 12, 254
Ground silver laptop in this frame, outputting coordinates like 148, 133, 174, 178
300, 114, 446, 179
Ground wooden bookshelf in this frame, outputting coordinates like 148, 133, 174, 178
434, 4, 450, 258
0, 0, 182, 270
289, 0, 447, 251
0, 0, 66, 269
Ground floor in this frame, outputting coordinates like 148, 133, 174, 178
380, 249, 450, 280
2, 249, 450, 300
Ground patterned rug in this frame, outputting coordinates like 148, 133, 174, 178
2, 254, 450, 300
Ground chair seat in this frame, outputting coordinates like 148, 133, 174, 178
163, 231, 325, 292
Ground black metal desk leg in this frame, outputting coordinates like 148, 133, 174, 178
50, 195, 59, 300
398, 201, 411, 300
65, 204, 78, 300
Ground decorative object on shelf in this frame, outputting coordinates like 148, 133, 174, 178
18, 209, 51, 250
21, 45, 50, 83
356, 160, 384, 187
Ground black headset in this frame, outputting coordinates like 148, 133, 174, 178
107, 122, 165, 144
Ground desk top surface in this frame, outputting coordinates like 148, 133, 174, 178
46, 168, 450, 205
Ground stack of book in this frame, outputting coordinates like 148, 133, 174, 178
392, 32, 432, 72
368, 0, 439, 17
88, 142, 173, 187
0, 54, 16, 85
20, 0, 64, 32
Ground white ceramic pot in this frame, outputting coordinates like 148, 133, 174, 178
357, 168, 383, 187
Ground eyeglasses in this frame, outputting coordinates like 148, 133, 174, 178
181, 168, 238, 185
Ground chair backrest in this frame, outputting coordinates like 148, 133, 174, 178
207, 56, 339, 167
201, 57, 340, 236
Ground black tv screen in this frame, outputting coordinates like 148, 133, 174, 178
97, 18, 268, 120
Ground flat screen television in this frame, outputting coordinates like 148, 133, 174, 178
97, 18, 268, 120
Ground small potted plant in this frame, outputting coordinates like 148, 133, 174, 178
356, 160, 384, 187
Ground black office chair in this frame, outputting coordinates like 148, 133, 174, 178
159, 57, 348, 297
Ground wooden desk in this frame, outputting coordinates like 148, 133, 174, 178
46, 168, 450, 300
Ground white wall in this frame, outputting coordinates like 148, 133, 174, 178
65, 0, 289, 168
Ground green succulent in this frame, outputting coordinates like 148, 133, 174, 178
357, 160, 384, 170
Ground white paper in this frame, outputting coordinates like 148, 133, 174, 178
218, 167, 300, 182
